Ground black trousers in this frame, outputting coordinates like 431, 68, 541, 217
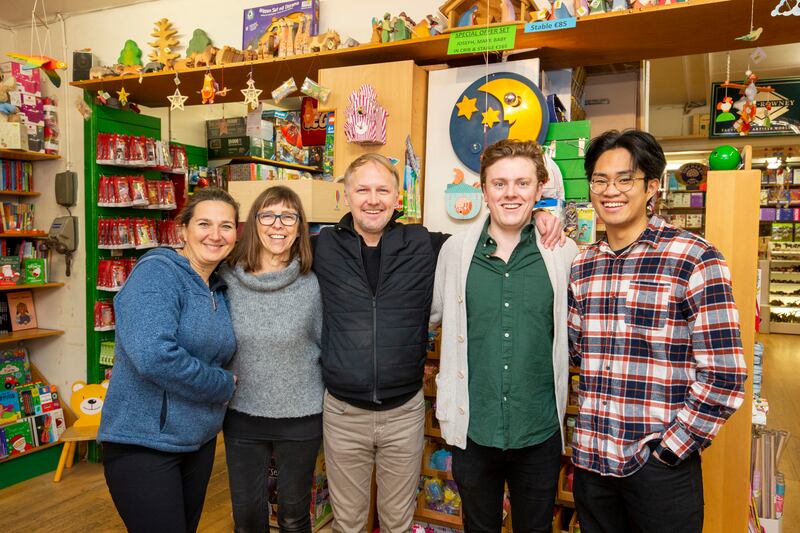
452, 431, 562, 533
573, 452, 704, 533
103, 438, 217, 533
224, 434, 322, 533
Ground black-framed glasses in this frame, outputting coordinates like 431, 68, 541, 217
589, 176, 646, 194
256, 212, 300, 226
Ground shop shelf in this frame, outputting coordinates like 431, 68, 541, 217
0, 282, 65, 292
68, 0, 797, 108
0, 328, 64, 344
0, 231, 47, 238
422, 441, 454, 481
0, 149, 59, 162
0, 190, 40, 197
0, 441, 62, 465
209, 155, 321, 173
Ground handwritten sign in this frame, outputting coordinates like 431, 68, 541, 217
447, 25, 517, 55
524, 17, 577, 33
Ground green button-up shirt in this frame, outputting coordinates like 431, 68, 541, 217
465, 219, 559, 450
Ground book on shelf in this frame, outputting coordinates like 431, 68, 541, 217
0, 256, 21, 286
5, 290, 37, 331
0, 160, 33, 193
1, 202, 35, 232
23, 258, 47, 285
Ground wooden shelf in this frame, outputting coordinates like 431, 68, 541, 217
0, 232, 47, 239
0, 328, 64, 344
0, 190, 40, 197
211, 155, 321, 173
68, 0, 797, 108
0, 149, 59, 162
0, 282, 64, 292
0, 441, 62, 465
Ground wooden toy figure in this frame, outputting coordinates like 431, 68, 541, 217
575, 0, 591, 16
371, 18, 382, 43
501, 0, 518, 21
589, 0, 609, 12
380, 13, 393, 43
458, 5, 479, 26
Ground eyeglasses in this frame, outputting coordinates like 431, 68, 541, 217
589, 175, 646, 194
256, 212, 300, 226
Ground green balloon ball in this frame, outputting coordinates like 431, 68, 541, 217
708, 145, 741, 170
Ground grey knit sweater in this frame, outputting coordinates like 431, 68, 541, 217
220, 259, 323, 418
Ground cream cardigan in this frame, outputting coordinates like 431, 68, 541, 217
430, 214, 578, 450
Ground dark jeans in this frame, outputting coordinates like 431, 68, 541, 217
103, 438, 216, 533
452, 431, 562, 533
573, 452, 704, 533
224, 434, 322, 533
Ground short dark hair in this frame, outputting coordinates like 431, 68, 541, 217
228, 185, 313, 274
584, 130, 666, 184
480, 139, 548, 188
176, 187, 239, 227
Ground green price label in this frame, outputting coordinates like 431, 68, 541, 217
447, 25, 517, 55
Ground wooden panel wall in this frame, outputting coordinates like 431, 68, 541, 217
702, 152, 760, 532
318, 60, 428, 183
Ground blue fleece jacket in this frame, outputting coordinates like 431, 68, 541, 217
98, 248, 237, 453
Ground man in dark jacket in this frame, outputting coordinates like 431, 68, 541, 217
314, 153, 561, 533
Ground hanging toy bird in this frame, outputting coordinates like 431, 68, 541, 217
5, 53, 68, 88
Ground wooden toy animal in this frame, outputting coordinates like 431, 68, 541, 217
308, 30, 341, 52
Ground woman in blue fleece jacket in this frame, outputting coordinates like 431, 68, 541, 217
98, 188, 239, 533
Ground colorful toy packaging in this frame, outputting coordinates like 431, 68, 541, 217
242, 0, 321, 50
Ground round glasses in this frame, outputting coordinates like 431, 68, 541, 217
589, 176, 645, 194
256, 212, 300, 226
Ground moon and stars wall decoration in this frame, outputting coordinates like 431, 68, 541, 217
449, 72, 550, 173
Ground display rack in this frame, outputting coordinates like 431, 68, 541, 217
0, 151, 68, 486
82, 100, 205, 461
68, 0, 797, 108
766, 241, 800, 334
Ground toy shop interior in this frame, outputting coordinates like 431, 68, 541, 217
0, 0, 797, 532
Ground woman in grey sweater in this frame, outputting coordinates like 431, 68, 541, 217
220, 186, 323, 533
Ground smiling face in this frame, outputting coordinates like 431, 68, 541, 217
482, 156, 544, 235
345, 161, 399, 245
257, 200, 299, 263
590, 147, 658, 238
181, 200, 237, 272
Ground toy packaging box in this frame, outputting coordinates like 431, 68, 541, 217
242, 0, 320, 50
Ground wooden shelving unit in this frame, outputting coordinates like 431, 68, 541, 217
0, 282, 65, 292
0, 149, 59, 162
69, 0, 796, 108
210, 155, 321, 173
0, 190, 40, 197
0, 441, 61, 465
0, 232, 47, 238
0, 328, 64, 344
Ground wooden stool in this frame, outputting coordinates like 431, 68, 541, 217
53, 425, 99, 482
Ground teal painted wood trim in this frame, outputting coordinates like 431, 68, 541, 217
0, 443, 64, 489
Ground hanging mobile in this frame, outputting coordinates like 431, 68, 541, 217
241, 69, 263, 110
167, 72, 188, 110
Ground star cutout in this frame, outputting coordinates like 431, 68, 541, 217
455, 95, 478, 120
116, 87, 130, 106
241, 78, 263, 109
167, 88, 188, 111
481, 106, 501, 128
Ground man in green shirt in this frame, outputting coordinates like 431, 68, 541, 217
431, 140, 578, 531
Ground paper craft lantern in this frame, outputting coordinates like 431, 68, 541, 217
344, 84, 388, 145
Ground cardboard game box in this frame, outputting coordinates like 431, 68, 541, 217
242, 0, 320, 50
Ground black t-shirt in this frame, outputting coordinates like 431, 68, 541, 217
361, 238, 382, 295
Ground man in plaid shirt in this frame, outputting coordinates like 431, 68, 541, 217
567, 129, 747, 532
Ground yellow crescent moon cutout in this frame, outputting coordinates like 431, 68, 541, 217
478, 78, 543, 141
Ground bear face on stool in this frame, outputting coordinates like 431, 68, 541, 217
70, 381, 109, 428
